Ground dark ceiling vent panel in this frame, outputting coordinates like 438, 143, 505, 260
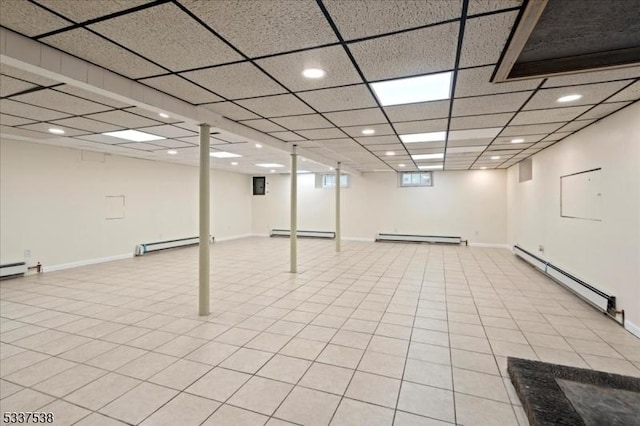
494, 0, 640, 82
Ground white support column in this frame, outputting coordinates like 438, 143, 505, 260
199, 124, 210, 316
336, 162, 341, 252
290, 145, 298, 273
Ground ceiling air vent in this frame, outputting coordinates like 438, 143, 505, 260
493, 0, 640, 82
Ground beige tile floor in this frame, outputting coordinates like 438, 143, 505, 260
1, 238, 639, 425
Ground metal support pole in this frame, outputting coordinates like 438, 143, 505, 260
199, 124, 210, 316
336, 162, 341, 252
290, 145, 298, 273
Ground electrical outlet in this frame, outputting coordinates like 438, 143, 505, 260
24, 249, 31, 258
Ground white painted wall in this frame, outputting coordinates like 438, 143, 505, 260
252, 169, 508, 245
0, 139, 252, 269
506, 102, 640, 334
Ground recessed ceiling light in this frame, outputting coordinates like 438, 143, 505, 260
418, 164, 443, 170
270, 169, 276, 173
361, 128, 375, 135
370, 71, 452, 106
511, 138, 525, 143
411, 153, 444, 160
301, 158, 307, 162
102, 130, 165, 142
480, 166, 487, 170
398, 164, 406, 167
255, 143, 262, 148
167, 150, 177, 155
158, 112, 170, 118
557, 94, 582, 103
329, 167, 334, 170
256, 163, 284, 168
297, 170, 311, 174
400, 131, 447, 143
210, 151, 241, 158
231, 161, 238, 165
491, 156, 501, 160
302, 68, 326, 79
48, 128, 65, 134
385, 151, 395, 156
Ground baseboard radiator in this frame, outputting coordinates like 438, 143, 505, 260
0, 262, 28, 279
270, 229, 336, 239
376, 233, 467, 245
136, 235, 213, 256
513, 245, 617, 315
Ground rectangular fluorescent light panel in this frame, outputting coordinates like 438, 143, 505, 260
400, 131, 447, 143
418, 164, 444, 170
412, 153, 444, 160
210, 151, 241, 158
448, 127, 503, 140
256, 163, 284, 168
102, 130, 165, 142
371, 72, 452, 106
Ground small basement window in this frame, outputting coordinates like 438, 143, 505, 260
322, 174, 350, 188
399, 171, 433, 187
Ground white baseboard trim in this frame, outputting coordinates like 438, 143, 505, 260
43, 253, 134, 273
625, 320, 640, 338
468, 243, 511, 249
214, 234, 253, 242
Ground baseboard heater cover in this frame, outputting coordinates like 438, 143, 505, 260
136, 235, 213, 256
0, 262, 28, 278
270, 229, 336, 239
513, 245, 616, 314
376, 233, 466, 245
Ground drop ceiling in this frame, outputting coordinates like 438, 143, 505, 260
0, 0, 638, 173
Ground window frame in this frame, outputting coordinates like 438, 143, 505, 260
398, 171, 433, 187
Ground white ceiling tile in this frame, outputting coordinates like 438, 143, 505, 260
323, 108, 387, 127
90, 3, 242, 71
450, 113, 513, 130
75, 133, 130, 144
368, 143, 406, 152
493, 135, 544, 144
500, 123, 566, 136
271, 114, 333, 130
0, 0, 70, 36
296, 128, 347, 140
349, 23, 459, 81
42, 28, 165, 79
239, 119, 286, 133
12, 90, 113, 115
118, 142, 166, 151
0, 99, 70, 121
124, 107, 182, 124
0, 64, 59, 87
269, 131, 306, 141
543, 66, 640, 88
257, 45, 362, 92
524, 81, 630, 110
85, 110, 162, 128
236, 94, 314, 118
455, 65, 541, 97
49, 117, 124, 133
297, 85, 377, 112
147, 139, 195, 149
175, 135, 228, 146
510, 106, 591, 125
394, 119, 448, 134
578, 102, 631, 120
467, 0, 522, 15
182, 0, 337, 57
605, 81, 640, 103
0, 124, 59, 140
136, 125, 195, 139
54, 86, 131, 108
447, 137, 494, 147
0, 113, 35, 126
453, 91, 531, 115
324, 0, 462, 40
0, 76, 36, 97
384, 100, 450, 122
140, 75, 223, 104
18, 122, 90, 137
446, 146, 487, 154
356, 135, 400, 145
203, 102, 260, 121
459, 11, 517, 67
38, 0, 153, 22
341, 123, 395, 138
182, 62, 286, 100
